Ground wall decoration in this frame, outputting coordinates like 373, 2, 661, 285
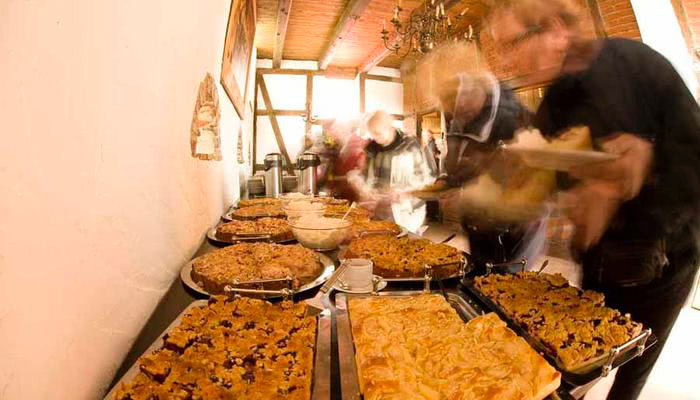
190, 73, 222, 161
237, 126, 245, 164
221, 0, 257, 119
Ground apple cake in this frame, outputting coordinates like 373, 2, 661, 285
474, 272, 644, 370
339, 236, 462, 278
348, 295, 561, 400
349, 219, 403, 238
238, 197, 282, 208
191, 243, 321, 294
230, 204, 285, 220
113, 296, 316, 400
215, 218, 293, 242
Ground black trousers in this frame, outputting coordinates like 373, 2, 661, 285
586, 253, 699, 400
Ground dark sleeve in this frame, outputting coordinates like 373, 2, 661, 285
636, 42, 700, 237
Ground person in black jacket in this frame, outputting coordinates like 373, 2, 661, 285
488, 1, 700, 399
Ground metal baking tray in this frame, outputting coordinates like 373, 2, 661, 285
206, 225, 296, 245
336, 290, 571, 400
105, 300, 331, 400
180, 253, 335, 298
462, 276, 654, 386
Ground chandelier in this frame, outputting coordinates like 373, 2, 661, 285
381, 1, 474, 58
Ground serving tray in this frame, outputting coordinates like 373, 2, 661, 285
105, 300, 331, 400
336, 290, 572, 400
462, 276, 654, 386
180, 253, 335, 298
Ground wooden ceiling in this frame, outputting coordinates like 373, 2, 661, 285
254, 0, 489, 71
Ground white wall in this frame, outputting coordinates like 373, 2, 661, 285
631, 0, 699, 96
254, 60, 404, 163
0, 0, 253, 398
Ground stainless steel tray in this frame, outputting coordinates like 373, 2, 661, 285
462, 276, 653, 385
105, 300, 331, 400
336, 290, 569, 400
335, 290, 479, 400
206, 225, 296, 245
180, 253, 335, 298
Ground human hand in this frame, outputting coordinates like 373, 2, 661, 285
558, 181, 622, 250
568, 133, 653, 201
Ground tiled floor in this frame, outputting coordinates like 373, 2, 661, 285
586, 273, 700, 400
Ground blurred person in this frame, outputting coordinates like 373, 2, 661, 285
488, 1, 700, 399
309, 119, 368, 202
420, 129, 440, 177
431, 66, 534, 265
348, 111, 434, 230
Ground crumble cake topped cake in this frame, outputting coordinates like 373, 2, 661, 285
474, 272, 643, 370
114, 296, 316, 400
191, 243, 321, 294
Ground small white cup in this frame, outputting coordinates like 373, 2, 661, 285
339, 258, 373, 290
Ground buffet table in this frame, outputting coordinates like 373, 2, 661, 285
108, 219, 467, 398
108, 210, 649, 400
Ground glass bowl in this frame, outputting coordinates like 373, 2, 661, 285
289, 217, 352, 251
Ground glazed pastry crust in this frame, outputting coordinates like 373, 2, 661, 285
348, 295, 561, 400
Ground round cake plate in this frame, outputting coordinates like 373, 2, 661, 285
335, 252, 469, 283
332, 275, 388, 294
180, 253, 335, 298
206, 226, 296, 245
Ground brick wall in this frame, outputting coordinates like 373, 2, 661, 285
596, 0, 642, 39
671, 0, 700, 88
479, 0, 641, 81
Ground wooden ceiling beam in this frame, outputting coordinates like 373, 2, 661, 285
358, 0, 464, 73
273, 0, 293, 68
318, 0, 373, 70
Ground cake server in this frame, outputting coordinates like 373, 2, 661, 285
305, 260, 349, 313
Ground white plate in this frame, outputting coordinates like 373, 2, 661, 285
506, 146, 619, 171
333, 275, 387, 294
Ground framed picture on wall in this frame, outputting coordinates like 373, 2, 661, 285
221, 0, 257, 119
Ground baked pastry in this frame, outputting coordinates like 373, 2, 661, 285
114, 296, 316, 400
311, 197, 349, 206
230, 204, 285, 220
474, 272, 643, 370
348, 295, 561, 400
191, 243, 321, 294
339, 236, 462, 278
215, 218, 293, 242
349, 220, 402, 238
238, 197, 282, 208
323, 204, 371, 221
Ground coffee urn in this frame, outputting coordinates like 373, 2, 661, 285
297, 152, 320, 195
263, 153, 283, 198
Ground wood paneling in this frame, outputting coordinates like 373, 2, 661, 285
256, 0, 487, 70
319, 0, 374, 69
